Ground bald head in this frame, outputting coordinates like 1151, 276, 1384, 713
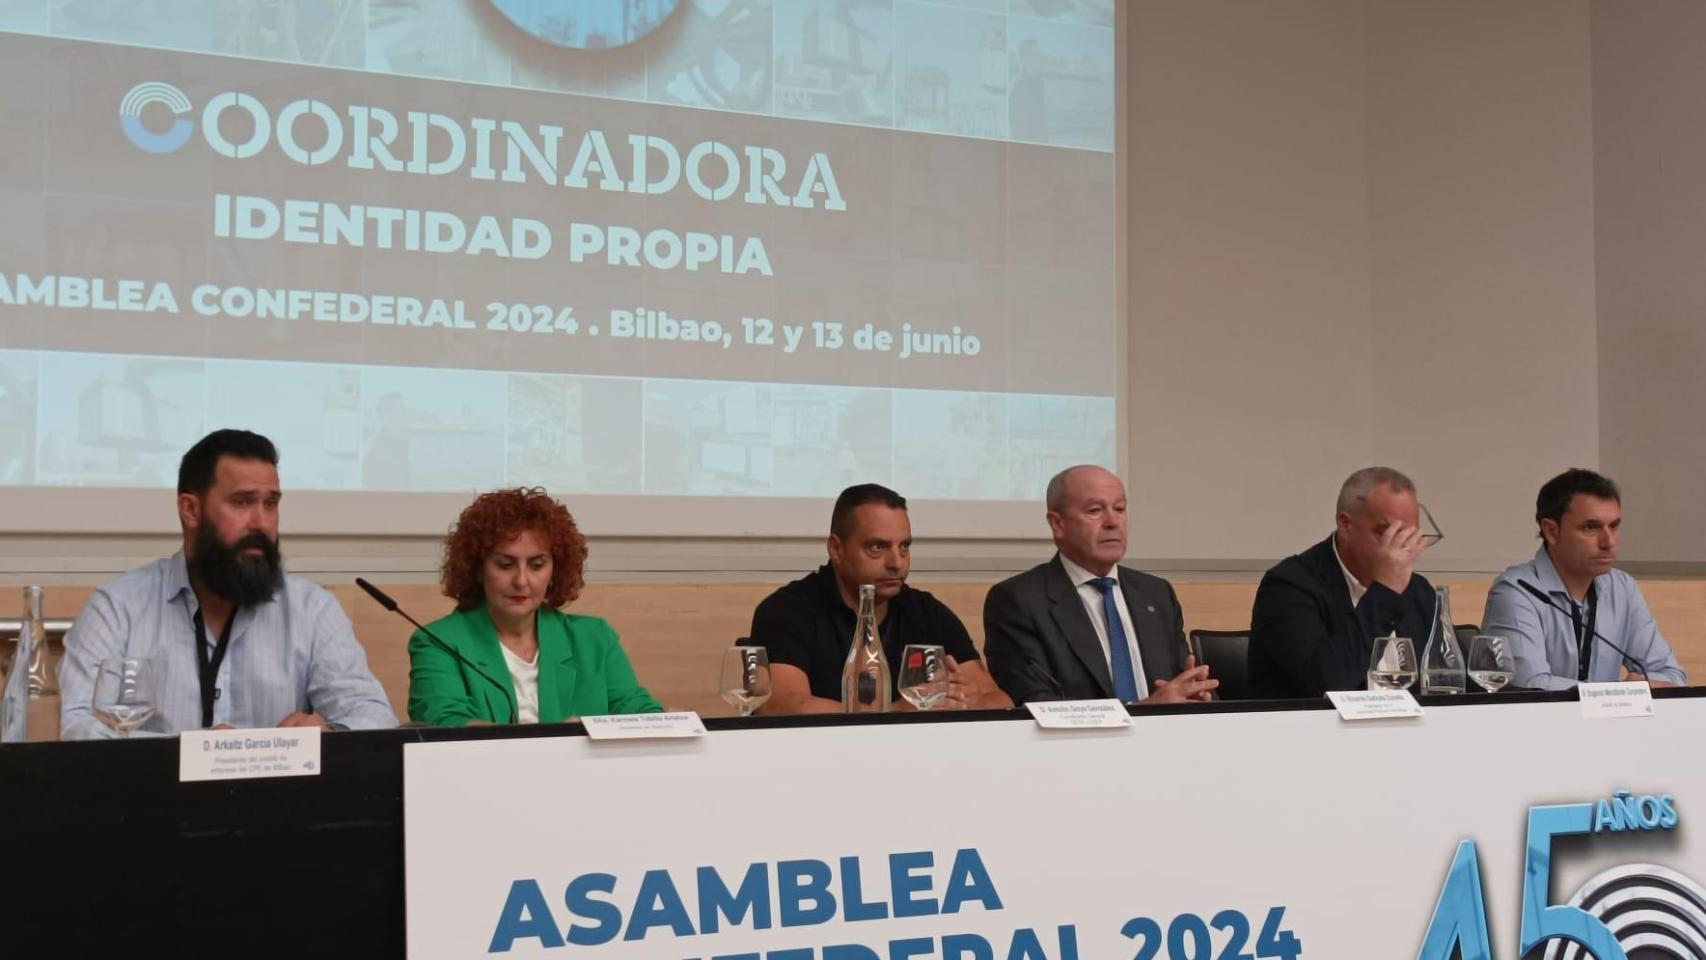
1046, 464, 1117, 513
1333, 466, 1421, 586
1045, 465, 1127, 576
1336, 466, 1415, 517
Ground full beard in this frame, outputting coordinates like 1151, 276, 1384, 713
189, 526, 284, 606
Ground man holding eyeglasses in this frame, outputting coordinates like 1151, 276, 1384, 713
1248, 466, 1440, 698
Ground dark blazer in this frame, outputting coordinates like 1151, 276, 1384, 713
983, 554, 1190, 704
1247, 535, 1436, 699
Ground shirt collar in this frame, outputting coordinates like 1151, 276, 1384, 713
1059, 553, 1116, 589
814, 563, 907, 613
1531, 544, 1604, 602
1331, 535, 1368, 607
164, 550, 195, 607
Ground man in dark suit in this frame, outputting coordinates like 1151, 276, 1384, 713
984, 465, 1217, 704
1248, 466, 1436, 698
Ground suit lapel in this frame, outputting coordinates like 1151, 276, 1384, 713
1307, 537, 1362, 647
1118, 572, 1169, 686
535, 612, 577, 723
1044, 555, 1114, 698
463, 608, 518, 724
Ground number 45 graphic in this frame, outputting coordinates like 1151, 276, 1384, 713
1417, 804, 1626, 960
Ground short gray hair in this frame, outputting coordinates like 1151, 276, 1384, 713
1336, 466, 1416, 516
1046, 464, 1109, 513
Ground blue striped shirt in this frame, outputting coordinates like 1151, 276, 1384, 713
1481, 546, 1686, 690
59, 553, 395, 738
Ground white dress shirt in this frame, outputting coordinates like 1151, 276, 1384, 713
1332, 537, 1368, 607
1058, 554, 1149, 699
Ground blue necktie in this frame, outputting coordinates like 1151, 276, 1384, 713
1091, 577, 1140, 702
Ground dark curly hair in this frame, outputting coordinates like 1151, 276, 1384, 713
440, 488, 588, 612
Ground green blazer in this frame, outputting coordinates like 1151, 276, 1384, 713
407, 606, 662, 727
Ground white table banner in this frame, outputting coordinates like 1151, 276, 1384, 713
405, 699, 1706, 960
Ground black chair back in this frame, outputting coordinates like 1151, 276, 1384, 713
1188, 629, 1250, 701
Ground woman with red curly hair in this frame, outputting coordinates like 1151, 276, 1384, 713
407, 488, 661, 726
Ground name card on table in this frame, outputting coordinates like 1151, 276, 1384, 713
581, 711, 706, 740
179, 727, 322, 782
1025, 699, 1132, 729
1326, 690, 1424, 721
1579, 681, 1655, 719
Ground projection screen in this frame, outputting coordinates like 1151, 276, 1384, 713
0, 0, 1120, 538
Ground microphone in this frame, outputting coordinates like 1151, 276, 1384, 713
355, 577, 422, 625
355, 578, 510, 704
1514, 579, 1657, 679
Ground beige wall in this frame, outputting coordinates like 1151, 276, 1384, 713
1592, 0, 1706, 565
1127, 0, 1605, 569
1127, 0, 1375, 563
1366, 0, 1600, 566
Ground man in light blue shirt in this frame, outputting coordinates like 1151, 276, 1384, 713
59, 429, 395, 738
1482, 468, 1686, 691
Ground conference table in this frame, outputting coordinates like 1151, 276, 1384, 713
3, 690, 1702, 959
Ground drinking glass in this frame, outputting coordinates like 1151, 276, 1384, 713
898, 644, 949, 710
92, 657, 157, 737
719, 646, 771, 717
1468, 635, 1514, 693
1367, 637, 1417, 691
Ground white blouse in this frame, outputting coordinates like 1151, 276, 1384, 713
499, 641, 541, 724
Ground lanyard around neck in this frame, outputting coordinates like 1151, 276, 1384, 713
1569, 584, 1599, 682
191, 608, 236, 728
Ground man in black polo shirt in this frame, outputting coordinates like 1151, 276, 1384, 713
750, 484, 1012, 714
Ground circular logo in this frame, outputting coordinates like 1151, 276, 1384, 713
119, 81, 194, 155
488, 0, 683, 49
1548, 863, 1706, 959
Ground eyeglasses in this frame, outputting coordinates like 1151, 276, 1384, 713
1419, 503, 1444, 547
